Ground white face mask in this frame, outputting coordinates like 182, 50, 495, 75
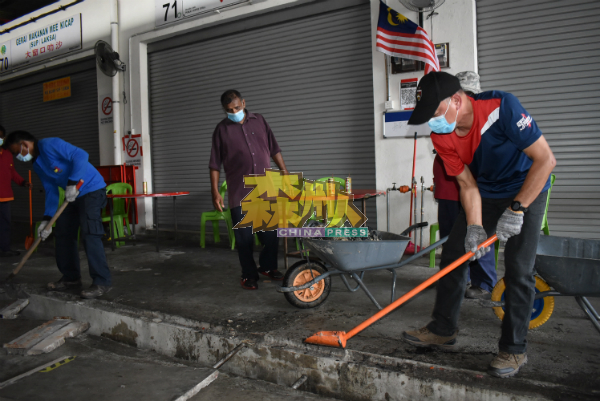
16, 144, 33, 162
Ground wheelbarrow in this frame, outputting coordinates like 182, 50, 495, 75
490, 235, 600, 335
277, 224, 448, 310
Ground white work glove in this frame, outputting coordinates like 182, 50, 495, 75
65, 184, 79, 202
464, 225, 490, 261
496, 209, 524, 243
38, 220, 52, 241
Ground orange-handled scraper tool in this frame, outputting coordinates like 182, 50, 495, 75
304, 235, 498, 348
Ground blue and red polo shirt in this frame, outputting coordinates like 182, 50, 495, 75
431, 91, 551, 198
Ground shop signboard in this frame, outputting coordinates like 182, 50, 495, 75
155, 0, 245, 26
43, 77, 71, 102
0, 41, 10, 73
6, 14, 82, 70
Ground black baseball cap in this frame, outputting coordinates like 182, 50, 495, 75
408, 71, 462, 125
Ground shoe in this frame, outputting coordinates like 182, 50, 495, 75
81, 285, 112, 299
488, 352, 527, 378
47, 278, 82, 291
240, 278, 258, 290
0, 250, 20, 257
402, 326, 458, 349
259, 269, 283, 281
465, 286, 491, 300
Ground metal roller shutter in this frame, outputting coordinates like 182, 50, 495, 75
148, 2, 376, 232
476, 0, 600, 239
0, 58, 100, 222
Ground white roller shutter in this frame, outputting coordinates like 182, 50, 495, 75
477, 0, 600, 239
148, 1, 376, 231
0, 58, 100, 222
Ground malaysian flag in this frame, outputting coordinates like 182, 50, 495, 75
376, 0, 440, 74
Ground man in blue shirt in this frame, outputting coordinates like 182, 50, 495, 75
5, 131, 112, 299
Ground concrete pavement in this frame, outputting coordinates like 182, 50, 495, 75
1, 227, 599, 400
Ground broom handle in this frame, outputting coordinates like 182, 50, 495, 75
10, 180, 83, 278
28, 170, 33, 236
345, 235, 498, 340
408, 132, 417, 234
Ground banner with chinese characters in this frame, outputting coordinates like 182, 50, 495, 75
8, 14, 82, 69
234, 169, 367, 234
43, 77, 71, 102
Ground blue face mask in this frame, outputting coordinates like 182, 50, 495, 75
16, 145, 33, 162
0, 138, 3, 147
227, 109, 245, 123
428, 100, 458, 134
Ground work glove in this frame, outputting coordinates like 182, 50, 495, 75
65, 184, 79, 202
38, 220, 52, 241
496, 209, 524, 243
465, 225, 490, 261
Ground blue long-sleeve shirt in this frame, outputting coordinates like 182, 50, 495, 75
33, 138, 106, 217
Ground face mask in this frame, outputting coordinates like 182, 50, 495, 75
0, 138, 3, 147
227, 108, 245, 123
16, 145, 33, 162
428, 99, 458, 134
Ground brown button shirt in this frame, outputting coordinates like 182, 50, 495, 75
209, 110, 282, 208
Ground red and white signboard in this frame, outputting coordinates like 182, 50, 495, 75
100, 95, 113, 125
122, 134, 143, 166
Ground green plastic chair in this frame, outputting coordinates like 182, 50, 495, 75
102, 183, 133, 248
34, 187, 80, 252
201, 181, 235, 249
306, 177, 346, 225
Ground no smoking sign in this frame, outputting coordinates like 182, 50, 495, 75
126, 138, 139, 157
102, 97, 112, 115
122, 134, 143, 166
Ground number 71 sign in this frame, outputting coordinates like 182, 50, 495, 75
155, 0, 241, 27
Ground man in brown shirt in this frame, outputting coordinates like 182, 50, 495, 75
209, 90, 289, 290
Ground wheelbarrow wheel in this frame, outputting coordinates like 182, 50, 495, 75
491, 276, 555, 329
283, 261, 331, 309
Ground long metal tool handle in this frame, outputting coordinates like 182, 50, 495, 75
408, 132, 417, 235
344, 235, 498, 341
8, 180, 83, 280
28, 170, 33, 237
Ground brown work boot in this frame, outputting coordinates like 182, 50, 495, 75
488, 352, 527, 378
47, 277, 82, 291
402, 326, 457, 349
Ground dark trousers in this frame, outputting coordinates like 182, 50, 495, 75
428, 191, 547, 354
54, 188, 111, 286
438, 199, 497, 292
0, 202, 10, 252
230, 206, 279, 280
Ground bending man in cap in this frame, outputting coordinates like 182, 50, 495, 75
403, 72, 555, 378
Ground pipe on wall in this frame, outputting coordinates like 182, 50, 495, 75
111, 0, 122, 164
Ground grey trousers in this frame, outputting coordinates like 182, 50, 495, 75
426, 191, 547, 354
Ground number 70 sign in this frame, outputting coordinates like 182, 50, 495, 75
155, 0, 242, 27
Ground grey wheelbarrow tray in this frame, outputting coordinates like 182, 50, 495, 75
278, 224, 448, 310
529, 235, 600, 334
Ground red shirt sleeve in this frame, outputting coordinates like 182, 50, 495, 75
431, 134, 465, 177
10, 161, 25, 186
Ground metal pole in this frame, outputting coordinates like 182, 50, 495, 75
386, 188, 390, 232
413, 177, 418, 247
420, 176, 425, 251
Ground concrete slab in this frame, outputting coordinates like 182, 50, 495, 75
0, 318, 337, 401
1, 233, 599, 399
0, 321, 216, 401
